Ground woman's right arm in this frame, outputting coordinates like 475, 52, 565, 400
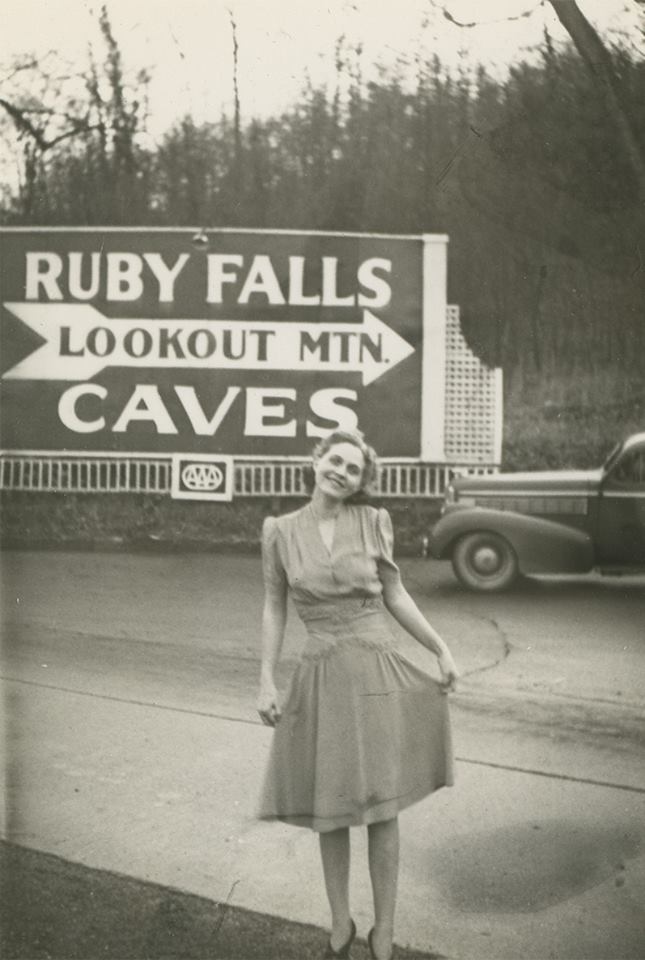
257, 516, 288, 726
257, 586, 287, 726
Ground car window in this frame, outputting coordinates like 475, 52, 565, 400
602, 441, 623, 472
610, 449, 645, 487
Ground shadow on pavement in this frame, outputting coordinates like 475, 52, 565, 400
0, 842, 443, 960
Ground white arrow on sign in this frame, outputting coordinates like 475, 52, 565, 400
2, 303, 415, 386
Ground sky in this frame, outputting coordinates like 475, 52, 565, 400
1, 0, 642, 141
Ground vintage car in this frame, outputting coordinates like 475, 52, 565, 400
427, 432, 645, 591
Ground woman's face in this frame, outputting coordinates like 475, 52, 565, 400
313, 442, 366, 500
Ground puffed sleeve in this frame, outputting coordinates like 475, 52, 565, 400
375, 507, 402, 587
261, 516, 288, 593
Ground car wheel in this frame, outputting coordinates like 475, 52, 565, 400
452, 531, 519, 592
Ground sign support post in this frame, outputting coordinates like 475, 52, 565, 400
420, 234, 449, 461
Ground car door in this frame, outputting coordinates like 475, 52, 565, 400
595, 445, 645, 565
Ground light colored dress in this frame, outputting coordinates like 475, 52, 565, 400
258, 502, 453, 832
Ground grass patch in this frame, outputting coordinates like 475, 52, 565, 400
503, 370, 644, 470
0, 842, 442, 960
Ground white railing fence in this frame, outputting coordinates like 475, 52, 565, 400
0, 452, 497, 499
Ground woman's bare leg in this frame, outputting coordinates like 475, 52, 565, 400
319, 827, 352, 950
367, 817, 399, 959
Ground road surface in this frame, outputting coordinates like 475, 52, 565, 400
2, 550, 644, 959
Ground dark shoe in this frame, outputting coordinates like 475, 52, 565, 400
368, 927, 393, 960
323, 918, 356, 958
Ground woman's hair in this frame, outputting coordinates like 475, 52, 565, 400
301, 428, 379, 499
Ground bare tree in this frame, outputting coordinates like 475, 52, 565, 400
228, 8, 242, 201
0, 5, 150, 222
0, 54, 100, 217
549, 0, 645, 203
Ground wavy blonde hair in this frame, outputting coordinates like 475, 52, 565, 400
302, 428, 379, 500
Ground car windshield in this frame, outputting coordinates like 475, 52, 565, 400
602, 440, 624, 473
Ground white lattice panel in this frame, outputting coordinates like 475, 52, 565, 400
444, 305, 502, 464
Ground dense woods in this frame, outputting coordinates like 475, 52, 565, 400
1, 3, 643, 467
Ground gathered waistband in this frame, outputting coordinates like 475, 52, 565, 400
295, 595, 384, 623
294, 595, 394, 661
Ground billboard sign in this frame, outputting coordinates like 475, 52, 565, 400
0, 228, 447, 458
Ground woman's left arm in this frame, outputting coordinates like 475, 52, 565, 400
383, 580, 460, 692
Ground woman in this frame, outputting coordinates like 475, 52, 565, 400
257, 429, 458, 960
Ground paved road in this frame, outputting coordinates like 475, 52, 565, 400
2, 550, 644, 959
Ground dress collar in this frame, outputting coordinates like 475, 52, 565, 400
307, 501, 346, 559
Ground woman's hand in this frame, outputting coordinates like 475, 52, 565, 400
438, 651, 459, 694
257, 680, 282, 726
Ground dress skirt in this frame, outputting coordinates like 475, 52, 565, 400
258, 596, 453, 832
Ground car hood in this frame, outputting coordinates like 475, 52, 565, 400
453, 468, 604, 494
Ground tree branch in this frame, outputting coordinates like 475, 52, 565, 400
549, 0, 645, 204
0, 97, 100, 151
435, 1, 541, 29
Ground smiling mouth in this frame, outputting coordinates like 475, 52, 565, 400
326, 475, 346, 489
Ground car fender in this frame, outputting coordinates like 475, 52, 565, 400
429, 508, 594, 574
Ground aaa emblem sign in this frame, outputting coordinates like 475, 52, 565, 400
0, 228, 444, 457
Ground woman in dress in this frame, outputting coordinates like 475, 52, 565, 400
257, 429, 459, 960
